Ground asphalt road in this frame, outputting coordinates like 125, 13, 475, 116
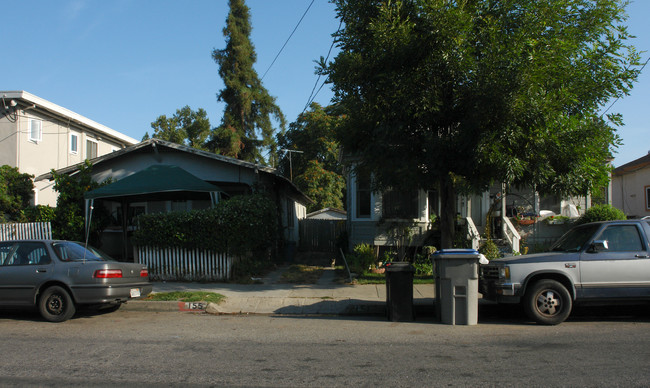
1, 304, 649, 387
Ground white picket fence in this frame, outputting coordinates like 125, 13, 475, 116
135, 246, 233, 281
0, 222, 52, 240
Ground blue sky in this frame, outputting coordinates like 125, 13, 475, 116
2, 0, 648, 167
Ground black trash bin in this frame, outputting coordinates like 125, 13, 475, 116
385, 262, 415, 322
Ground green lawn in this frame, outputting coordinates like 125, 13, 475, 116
144, 291, 225, 304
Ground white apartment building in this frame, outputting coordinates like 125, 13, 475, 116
0, 91, 137, 206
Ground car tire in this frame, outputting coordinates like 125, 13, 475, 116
523, 279, 572, 325
39, 286, 76, 322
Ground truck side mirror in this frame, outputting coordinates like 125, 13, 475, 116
591, 240, 609, 252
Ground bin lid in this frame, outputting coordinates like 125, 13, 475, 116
432, 249, 480, 259
385, 261, 415, 272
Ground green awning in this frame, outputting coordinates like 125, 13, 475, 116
84, 164, 221, 200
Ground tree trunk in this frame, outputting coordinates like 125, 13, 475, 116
439, 172, 456, 249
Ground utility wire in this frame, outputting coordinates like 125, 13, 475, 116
302, 19, 343, 114
601, 56, 650, 117
261, 0, 315, 81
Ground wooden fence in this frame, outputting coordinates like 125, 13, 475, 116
299, 219, 346, 252
134, 246, 233, 281
0, 222, 52, 240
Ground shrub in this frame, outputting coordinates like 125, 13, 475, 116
0, 165, 34, 222
413, 252, 433, 275
479, 239, 501, 260
347, 243, 376, 274
22, 205, 55, 222
575, 204, 626, 225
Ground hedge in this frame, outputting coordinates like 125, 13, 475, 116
132, 194, 278, 256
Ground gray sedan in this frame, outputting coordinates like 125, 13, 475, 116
0, 240, 152, 322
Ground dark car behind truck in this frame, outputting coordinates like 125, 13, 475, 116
479, 220, 650, 325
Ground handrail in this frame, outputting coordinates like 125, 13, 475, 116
465, 217, 481, 250
502, 217, 521, 253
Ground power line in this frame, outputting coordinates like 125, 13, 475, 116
261, 0, 315, 81
302, 19, 343, 114
601, 56, 650, 117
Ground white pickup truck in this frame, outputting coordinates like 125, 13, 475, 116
479, 220, 650, 325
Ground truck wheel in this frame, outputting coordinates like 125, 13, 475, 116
39, 286, 76, 322
523, 280, 572, 325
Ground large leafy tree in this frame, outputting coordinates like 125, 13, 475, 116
144, 106, 211, 150
322, 0, 640, 248
51, 161, 112, 246
277, 103, 345, 212
210, 0, 285, 164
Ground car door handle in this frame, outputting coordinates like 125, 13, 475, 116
635, 255, 649, 258
36, 268, 47, 273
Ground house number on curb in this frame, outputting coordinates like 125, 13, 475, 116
178, 302, 206, 311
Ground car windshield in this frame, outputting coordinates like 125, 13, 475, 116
51, 242, 114, 262
550, 224, 601, 252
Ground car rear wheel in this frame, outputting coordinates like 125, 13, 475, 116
523, 279, 572, 325
39, 286, 76, 322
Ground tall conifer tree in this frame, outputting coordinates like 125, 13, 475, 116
210, 0, 284, 164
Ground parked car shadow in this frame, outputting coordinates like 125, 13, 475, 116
0, 305, 123, 322
478, 300, 650, 325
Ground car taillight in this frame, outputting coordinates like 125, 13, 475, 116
94, 269, 123, 278
140, 269, 149, 277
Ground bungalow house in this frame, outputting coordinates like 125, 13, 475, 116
345, 168, 588, 254
0, 90, 137, 206
612, 152, 650, 219
36, 138, 311, 261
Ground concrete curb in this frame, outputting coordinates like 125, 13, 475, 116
122, 298, 437, 316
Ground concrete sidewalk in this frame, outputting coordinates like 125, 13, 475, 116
122, 267, 436, 316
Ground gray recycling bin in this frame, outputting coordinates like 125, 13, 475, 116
385, 262, 415, 322
433, 249, 482, 325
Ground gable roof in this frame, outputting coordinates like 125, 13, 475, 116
613, 153, 650, 176
306, 208, 347, 219
37, 138, 312, 205
35, 138, 276, 181
84, 164, 221, 200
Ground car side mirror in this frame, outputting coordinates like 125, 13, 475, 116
591, 240, 609, 252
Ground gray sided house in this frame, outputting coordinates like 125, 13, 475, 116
345, 167, 589, 253
36, 138, 311, 261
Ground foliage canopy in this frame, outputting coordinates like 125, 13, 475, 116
277, 103, 346, 212
322, 0, 641, 247
209, 0, 285, 164
144, 106, 211, 150
0, 165, 34, 222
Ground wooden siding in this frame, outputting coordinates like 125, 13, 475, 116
299, 219, 346, 252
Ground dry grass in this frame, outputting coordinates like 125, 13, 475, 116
279, 264, 324, 284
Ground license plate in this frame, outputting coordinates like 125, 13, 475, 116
130, 288, 141, 298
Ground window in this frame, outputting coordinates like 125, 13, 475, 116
383, 188, 419, 219
646, 186, 650, 211
598, 225, 643, 252
29, 119, 42, 142
70, 133, 78, 154
0, 242, 50, 266
86, 139, 98, 159
356, 172, 371, 218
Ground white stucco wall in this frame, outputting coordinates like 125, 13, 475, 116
613, 167, 650, 218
